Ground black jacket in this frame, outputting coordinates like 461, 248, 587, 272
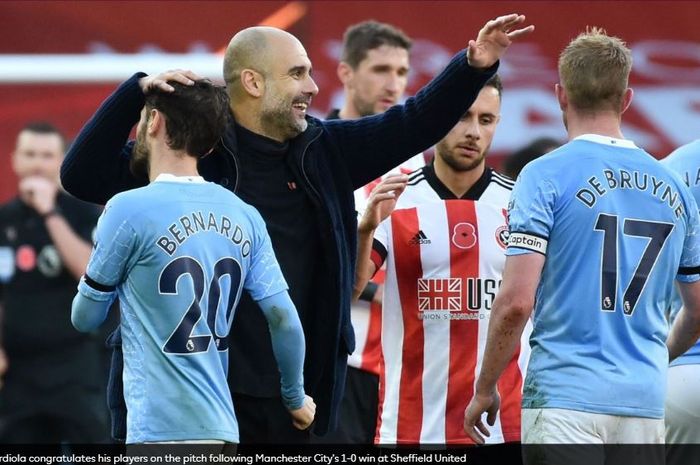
60, 51, 497, 435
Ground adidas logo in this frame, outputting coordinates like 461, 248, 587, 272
408, 230, 431, 245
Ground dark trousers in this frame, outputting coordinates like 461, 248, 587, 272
233, 393, 311, 444
312, 366, 378, 444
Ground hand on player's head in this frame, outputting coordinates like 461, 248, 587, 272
138, 69, 202, 93
289, 395, 316, 430
467, 14, 534, 69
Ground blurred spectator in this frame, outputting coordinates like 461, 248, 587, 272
0, 122, 108, 443
321, 20, 424, 444
502, 137, 561, 179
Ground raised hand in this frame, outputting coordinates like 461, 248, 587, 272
463, 389, 501, 445
19, 175, 58, 216
138, 69, 202, 93
358, 174, 409, 234
467, 14, 535, 69
289, 395, 316, 430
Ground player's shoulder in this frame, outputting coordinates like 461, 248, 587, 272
663, 140, 700, 167
488, 169, 515, 191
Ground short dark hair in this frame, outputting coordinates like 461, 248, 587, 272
21, 121, 66, 152
484, 74, 503, 98
143, 80, 229, 158
340, 21, 412, 69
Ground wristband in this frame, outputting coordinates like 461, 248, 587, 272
359, 281, 379, 303
41, 208, 61, 220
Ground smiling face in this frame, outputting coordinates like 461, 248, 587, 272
435, 85, 501, 172
259, 34, 319, 141
344, 44, 409, 117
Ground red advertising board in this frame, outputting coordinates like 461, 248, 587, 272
0, 1, 697, 202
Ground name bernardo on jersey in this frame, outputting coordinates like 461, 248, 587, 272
156, 211, 252, 256
576, 168, 685, 219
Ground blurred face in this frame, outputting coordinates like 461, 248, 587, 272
131, 108, 150, 178
345, 45, 410, 116
260, 36, 319, 141
435, 86, 501, 172
12, 130, 64, 181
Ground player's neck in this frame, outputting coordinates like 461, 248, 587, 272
148, 150, 199, 182
434, 157, 484, 198
566, 112, 625, 141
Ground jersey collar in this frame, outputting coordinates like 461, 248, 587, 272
574, 134, 638, 149
153, 173, 206, 184
423, 162, 492, 200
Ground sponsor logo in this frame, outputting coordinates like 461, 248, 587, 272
509, 232, 548, 254
417, 278, 501, 316
38, 245, 62, 278
408, 230, 431, 245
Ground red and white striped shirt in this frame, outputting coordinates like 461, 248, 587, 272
372, 199, 530, 444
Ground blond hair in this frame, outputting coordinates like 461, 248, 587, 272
558, 27, 632, 112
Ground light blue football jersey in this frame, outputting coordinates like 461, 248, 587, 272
663, 139, 700, 366
507, 134, 700, 418
77, 175, 288, 443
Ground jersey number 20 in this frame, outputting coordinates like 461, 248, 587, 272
159, 256, 242, 354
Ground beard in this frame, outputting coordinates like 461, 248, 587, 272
260, 93, 308, 141
435, 141, 487, 172
352, 95, 377, 117
130, 123, 150, 180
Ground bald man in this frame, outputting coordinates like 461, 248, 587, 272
62, 16, 533, 443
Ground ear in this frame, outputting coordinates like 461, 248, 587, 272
555, 83, 568, 111
147, 109, 161, 136
337, 62, 353, 86
620, 88, 634, 115
241, 69, 264, 98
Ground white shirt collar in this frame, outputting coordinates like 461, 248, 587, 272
574, 134, 638, 149
153, 173, 206, 184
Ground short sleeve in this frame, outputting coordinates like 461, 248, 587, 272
371, 218, 390, 270
243, 209, 288, 302
506, 165, 557, 256
677, 191, 700, 283
79, 199, 138, 302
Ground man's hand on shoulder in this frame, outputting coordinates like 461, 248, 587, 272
467, 13, 535, 69
138, 69, 201, 93
289, 395, 316, 430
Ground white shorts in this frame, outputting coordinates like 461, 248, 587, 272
666, 363, 700, 444
522, 408, 664, 444
521, 408, 664, 465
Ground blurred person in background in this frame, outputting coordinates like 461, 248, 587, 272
662, 139, 700, 465
502, 137, 561, 179
0, 122, 108, 443
320, 20, 425, 444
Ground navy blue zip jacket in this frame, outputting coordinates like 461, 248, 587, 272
61, 51, 497, 436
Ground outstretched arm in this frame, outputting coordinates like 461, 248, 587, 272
329, 13, 534, 189
257, 291, 315, 430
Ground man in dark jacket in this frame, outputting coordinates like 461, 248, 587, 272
61, 14, 533, 443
